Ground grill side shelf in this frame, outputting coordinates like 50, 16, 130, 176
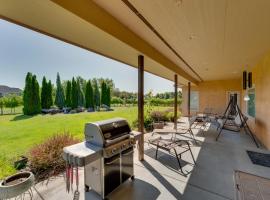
63, 142, 102, 167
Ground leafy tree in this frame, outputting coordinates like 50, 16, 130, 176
111, 97, 123, 106
93, 79, 100, 108
85, 80, 94, 109
65, 80, 72, 107
97, 78, 114, 90
0, 97, 5, 115
23, 72, 33, 115
55, 73, 65, 109
4, 95, 21, 114
154, 91, 182, 99
31, 75, 41, 114
41, 76, 48, 109
3, 96, 12, 113
71, 77, 78, 109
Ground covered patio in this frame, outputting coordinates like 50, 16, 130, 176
1, 0, 270, 199
29, 120, 270, 200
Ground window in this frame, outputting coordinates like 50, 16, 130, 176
247, 88, 255, 118
190, 91, 199, 112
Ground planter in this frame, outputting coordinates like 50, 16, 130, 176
153, 122, 165, 129
0, 172, 35, 199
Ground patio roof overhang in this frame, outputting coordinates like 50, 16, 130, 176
2, 0, 270, 157
0, 0, 199, 85
1, 1, 270, 84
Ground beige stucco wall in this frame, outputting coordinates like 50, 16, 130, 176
181, 79, 242, 116
181, 54, 270, 149
241, 52, 270, 149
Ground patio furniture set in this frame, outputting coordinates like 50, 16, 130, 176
147, 114, 210, 175
147, 105, 252, 174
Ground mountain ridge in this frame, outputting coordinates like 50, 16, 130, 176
0, 85, 22, 96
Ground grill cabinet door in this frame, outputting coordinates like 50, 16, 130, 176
104, 154, 121, 196
121, 147, 134, 182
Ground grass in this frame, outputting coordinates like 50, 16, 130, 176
0, 106, 170, 179
0, 156, 16, 178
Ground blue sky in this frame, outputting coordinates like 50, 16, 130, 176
0, 19, 173, 94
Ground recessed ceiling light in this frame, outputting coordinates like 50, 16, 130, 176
189, 34, 197, 40
174, 0, 183, 6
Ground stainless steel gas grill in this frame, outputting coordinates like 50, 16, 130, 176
63, 118, 135, 200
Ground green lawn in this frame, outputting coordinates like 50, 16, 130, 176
0, 106, 169, 178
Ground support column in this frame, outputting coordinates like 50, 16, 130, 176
138, 55, 144, 161
188, 82, 191, 116
174, 74, 178, 130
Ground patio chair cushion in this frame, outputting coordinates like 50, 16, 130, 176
223, 125, 241, 132
148, 137, 189, 151
152, 128, 176, 134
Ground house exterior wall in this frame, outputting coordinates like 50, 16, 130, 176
241, 52, 270, 149
181, 53, 270, 149
181, 79, 242, 116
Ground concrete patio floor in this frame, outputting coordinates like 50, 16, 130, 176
30, 120, 270, 200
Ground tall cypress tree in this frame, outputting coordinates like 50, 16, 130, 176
47, 80, 53, 108
65, 80, 72, 107
77, 78, 84, 107
41, 76, 48, 109
71, 77, 78, 109
55, 73, 65, 109
101, 81, 106, 106
23, 72, 33, 115
93, 79, 100, 108
31, 75, 41, 114
106, 84, 111, 107
85, 80, 94, 109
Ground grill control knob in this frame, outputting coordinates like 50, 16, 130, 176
111, 148, 117, 154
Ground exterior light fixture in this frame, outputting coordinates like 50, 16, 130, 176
244, 94, 250, 101
243, 70, 252, 101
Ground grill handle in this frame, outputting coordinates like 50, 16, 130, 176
105, 134, 130, 146
122, 150, 134, 156
105, 157, 120, 165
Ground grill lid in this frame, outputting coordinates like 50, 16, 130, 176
84, 118, 131, 146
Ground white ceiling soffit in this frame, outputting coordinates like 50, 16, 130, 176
0, 0, 191, 85
94, 0, 270, 81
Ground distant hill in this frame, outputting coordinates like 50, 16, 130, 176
0, 85, 22, 96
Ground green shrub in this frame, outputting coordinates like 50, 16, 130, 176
28, 133, 79, 181
150, 109, 181, 122
165, 111, 181, 122
165, 112, 174, 122
131, 114, 153, 131
132, 108, 182, 131
150, 110, 166, 122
